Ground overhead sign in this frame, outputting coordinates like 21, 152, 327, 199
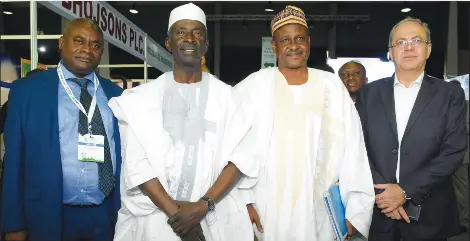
261, 37, 276, 69
146, 38, 173, 73
40, 1, 147, 61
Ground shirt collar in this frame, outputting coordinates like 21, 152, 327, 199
394, 72, 425, 87
59, 60, 95, 81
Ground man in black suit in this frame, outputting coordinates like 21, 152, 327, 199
356, 17, 468, 241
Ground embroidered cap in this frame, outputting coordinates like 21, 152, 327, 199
270, 5, 308, 35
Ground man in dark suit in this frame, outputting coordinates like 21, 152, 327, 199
1, 18, 122, 241
356, 17, 468, 241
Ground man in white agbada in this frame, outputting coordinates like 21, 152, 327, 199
108, 3, 256, 241
235, 6, 375, 241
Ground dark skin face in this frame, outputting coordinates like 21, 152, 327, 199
339, 62, 367, 94
165, 20, 208, 69
272, 23, 310, 69
59, 22, 103, 78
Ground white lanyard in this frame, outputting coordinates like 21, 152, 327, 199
57, 65, 99, 135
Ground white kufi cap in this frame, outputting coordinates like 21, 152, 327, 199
168, 3, 206, 30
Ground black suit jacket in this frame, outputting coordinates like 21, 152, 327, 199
355, 74, 468, 239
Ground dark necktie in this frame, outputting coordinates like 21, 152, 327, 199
71, 78, 115, 197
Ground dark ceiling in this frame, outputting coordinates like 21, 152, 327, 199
1, 1, 469, 84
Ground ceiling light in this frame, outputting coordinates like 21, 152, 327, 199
401, 8, 411, 13
265, 1, 274, 12
38, 46, 46, 53
3, 11, 13, 15
129, 3, 138, 14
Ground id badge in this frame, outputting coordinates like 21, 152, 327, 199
78, 134, 105, 163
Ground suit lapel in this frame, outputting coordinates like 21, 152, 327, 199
98, 76, 115, 101
380, 76, 399, 141
33, 69, 62, 186
39, 69, 61, 145
402, 75, 437, 139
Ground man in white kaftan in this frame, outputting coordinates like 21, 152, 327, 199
236, 6, 375, 241
109, 3, 256, 241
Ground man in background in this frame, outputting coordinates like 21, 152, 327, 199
339, 61, 368, 102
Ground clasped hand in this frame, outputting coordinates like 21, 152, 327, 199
374, 184, 410, 223
168, 201, 208, 240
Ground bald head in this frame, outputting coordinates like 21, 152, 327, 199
339, 61, 366, 75
339, 61, 367, 96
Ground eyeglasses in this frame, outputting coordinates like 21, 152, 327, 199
389, 39, 430, 48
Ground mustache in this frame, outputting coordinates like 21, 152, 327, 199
180, 43, 197, 50
286, 49, 303, 56
76, 55, 93, 61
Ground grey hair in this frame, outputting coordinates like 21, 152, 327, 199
388, 17, 431, 48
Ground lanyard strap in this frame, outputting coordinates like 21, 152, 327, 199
57, 65, 99, 133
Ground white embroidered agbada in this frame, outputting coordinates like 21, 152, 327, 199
109, 72, 257, 241
235, 67, 375, 241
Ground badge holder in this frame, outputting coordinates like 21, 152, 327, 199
78, 124, 105, 163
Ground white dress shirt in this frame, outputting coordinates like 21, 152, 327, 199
289, 84, 304, 105
394, 72, 424, 182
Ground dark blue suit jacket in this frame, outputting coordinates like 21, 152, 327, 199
356, 74, 467, 239
1, 68, 122, 241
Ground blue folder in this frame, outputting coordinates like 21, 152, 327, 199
323, 183, 347, 241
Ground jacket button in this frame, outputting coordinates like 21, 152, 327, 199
392, 149, 398, 154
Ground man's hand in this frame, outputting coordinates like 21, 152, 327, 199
383, 206, 410, 223
5, 230, 28, 241
181, 223, 206, 241
374, 184, 406, 213
247, 204, 263, 233
345, 219, 357, 238
168, 201, 208, 237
